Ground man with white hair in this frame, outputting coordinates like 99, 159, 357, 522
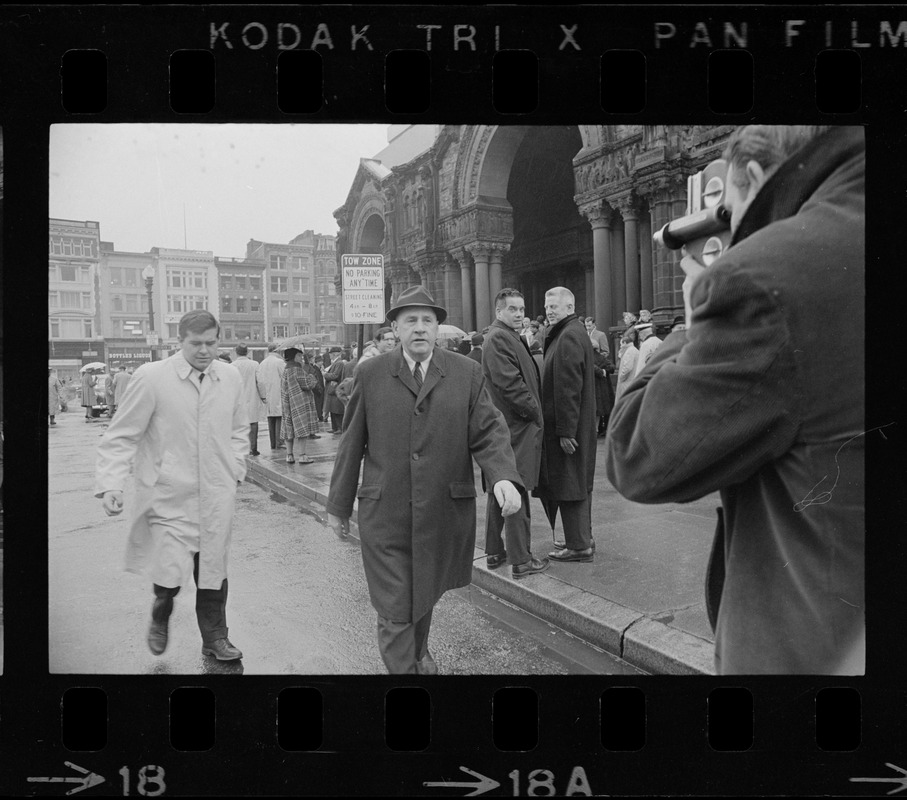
632, 313, 662, 378
537, 286, 597, 563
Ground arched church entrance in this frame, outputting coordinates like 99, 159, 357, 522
504, 126, 589, 319
353, 213, 386, 343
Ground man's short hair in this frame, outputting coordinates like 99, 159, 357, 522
545, 286, 575, 305
723, 125, 833, 190
586, 317, 595, 325
376, 326, 394, 340
494, 288, 524, 310
235, 343, 248, 356
267, 342, 277, 353
178, 309, 220, 340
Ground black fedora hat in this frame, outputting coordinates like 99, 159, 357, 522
386, 285, 448, 324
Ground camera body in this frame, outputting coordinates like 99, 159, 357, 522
653, 158, 732, 266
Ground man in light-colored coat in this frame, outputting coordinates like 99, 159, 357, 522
481, 289, 548, 579
95, 310, 249, 661
327, 286, 522, 674
233, 343, 265, 455
111, 365, 132, 417
257, 343, 286, 450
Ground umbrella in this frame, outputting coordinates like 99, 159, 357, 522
436, 324, 467, 340
274, 333, 329, 352
80, 362, 107, 373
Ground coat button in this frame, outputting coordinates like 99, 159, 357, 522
412, 453, 420, 460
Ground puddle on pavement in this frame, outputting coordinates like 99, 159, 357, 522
269, 492, 288, 504
265, 489, 328, 525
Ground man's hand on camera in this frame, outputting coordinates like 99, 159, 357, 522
680, 246, 707, 328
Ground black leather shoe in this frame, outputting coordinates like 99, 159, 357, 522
548, 547, 594, 563
147, 621, 169, 655
202, 638, 243, 661
308, 434, 321, 439
249, 450, 260, 456
512, 556, 550, 579
553, 539, 595, 552
415, 650, 438, 675
486, 553, 507, 570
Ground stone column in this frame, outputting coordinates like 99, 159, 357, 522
488, 243, 509, 303
610, 215, 626, 324
584, 265, 594, 317
639, 206, 654, 311
580, 201, 613, 333
466, 243, 492, 330
618, 196, 641, 315
451, 249, 474, 331
443, 261, 463, 325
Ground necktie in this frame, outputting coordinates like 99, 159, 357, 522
199, 372, 205, 384
413, 361, 423, 388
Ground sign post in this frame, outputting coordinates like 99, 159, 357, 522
341, 254, 386, 357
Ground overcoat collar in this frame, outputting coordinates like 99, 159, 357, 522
172, 351, 224, 382
390, 345, 447, 401
543, 313, 579, 353
491, 318, 532, 355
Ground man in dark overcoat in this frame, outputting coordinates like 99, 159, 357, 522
326, 285, 522, 674
606, 126, 865, 674
482, 289, 548, 579
537, 286, 597, 563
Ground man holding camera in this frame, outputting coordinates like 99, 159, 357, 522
605, 126, 865, 674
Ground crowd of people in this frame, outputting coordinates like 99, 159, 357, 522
79, 125, 865, 676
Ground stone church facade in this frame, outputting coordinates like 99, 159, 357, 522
334, 124, 734, 350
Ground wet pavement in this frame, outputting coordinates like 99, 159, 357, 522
245, 419, 721, 675
48, 412, 642, 675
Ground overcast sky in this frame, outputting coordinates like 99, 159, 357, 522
49, 123, 391, 258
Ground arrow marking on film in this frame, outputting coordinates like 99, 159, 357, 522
424, 766, 500, 796
850, 763, 907, 795
27, 761, 106, 795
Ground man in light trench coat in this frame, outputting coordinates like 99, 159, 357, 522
95, 309, 249, 661
233, 342, 265, 456
257, 342, 286, 450
327, 285, 523, 674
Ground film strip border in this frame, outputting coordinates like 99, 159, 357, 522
0, 6, 900, 120
9, 680, 905, 796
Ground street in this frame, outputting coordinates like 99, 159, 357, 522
48, 411, 642, 675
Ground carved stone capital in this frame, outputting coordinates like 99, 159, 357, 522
615, 194, 641, 220
465, 242, 492, 260
449, 248, 471, 268
579, 200, 613, 230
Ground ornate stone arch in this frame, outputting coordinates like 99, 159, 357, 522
350, 192, 386, 253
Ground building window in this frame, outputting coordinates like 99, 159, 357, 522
167, 269, 206, 290
221, 296, 232, 313
235, 275, 247, 290
220, 275, 232, 290
251, 327, 262, 341
270, 254, 287, 271
83, 319, 94, 338
293, 277, 311, 294
60, 265, 78, 282
111, 295, 123, 312
50, 319, 60, 337
168, 294, 208, 314
125, 295, 139, 312
271, 300, 288, 316
270, 276, 288, 293
294, 323, 310, 335
223, 327, 233, 341
273, 324, 288, 338
250, 276, 262, 291
50, 238, 64, 255
167, 323, 179, 339
235, 298, 247, 313
250, 296, 261, 312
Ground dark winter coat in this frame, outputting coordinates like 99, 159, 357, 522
326, 345, 521, 623
537, 314, 597, 501
593, 351, 616, 418
481, 319, 543, 492
605, 126, 865, 674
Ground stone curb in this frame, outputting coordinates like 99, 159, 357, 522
245, 457, 715, 676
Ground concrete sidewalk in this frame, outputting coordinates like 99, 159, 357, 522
245, 423, 720, 675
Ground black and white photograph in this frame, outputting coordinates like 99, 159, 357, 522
48, 122, 865, 677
